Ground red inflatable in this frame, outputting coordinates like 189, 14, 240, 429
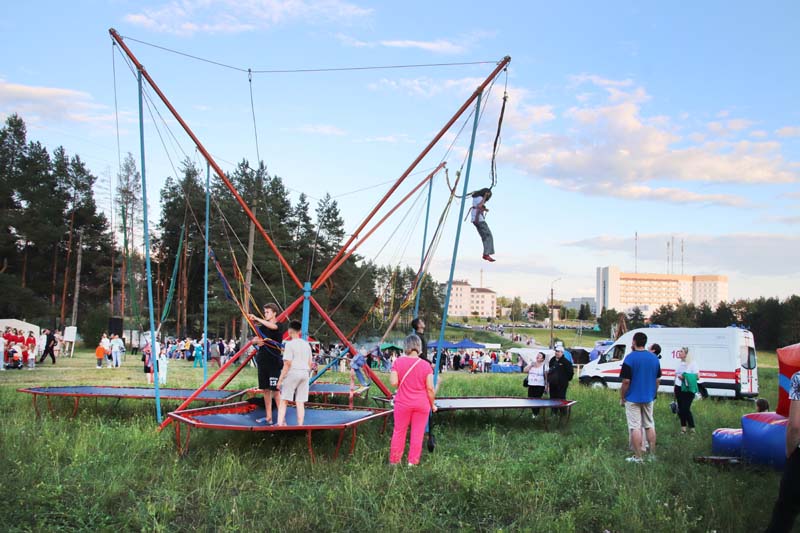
776, 343, 800, 417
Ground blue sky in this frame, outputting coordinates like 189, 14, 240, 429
1, 1, 799, 304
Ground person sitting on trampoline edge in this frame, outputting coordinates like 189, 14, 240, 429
470, 188, 495, 262
276, 320, 312, 427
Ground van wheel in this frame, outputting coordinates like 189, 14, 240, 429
589, 378, 607, 390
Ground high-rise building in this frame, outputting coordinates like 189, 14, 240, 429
596, 266, 728, 316
445, 280, 497, 318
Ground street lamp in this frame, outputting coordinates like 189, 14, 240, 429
550, 278, 562, 349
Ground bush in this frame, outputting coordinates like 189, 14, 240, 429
79, 306, 109, 348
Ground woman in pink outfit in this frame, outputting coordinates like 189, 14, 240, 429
389, 334, 437, 466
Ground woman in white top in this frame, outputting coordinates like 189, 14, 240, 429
524, 352, 548, 419
674, 346, 699, 434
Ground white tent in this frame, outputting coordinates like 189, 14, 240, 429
0, 319, 40, 339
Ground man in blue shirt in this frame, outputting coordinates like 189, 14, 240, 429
619, 331, 661, 463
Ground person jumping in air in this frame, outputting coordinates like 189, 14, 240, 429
470, 188, 495, 262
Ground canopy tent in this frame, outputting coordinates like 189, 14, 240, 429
379, 342, 403, 352
428, 340, 458, 349
454, 338, 486, 350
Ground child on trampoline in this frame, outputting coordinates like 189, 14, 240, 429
276, 320, 312, 426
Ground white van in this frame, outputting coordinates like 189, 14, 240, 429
579, 327, 758, 399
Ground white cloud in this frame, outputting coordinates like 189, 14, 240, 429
570, 74, 635, 88
0, 78, 120, 126
750, 130, 768, 138
498, 75, 798, 206
125, 0, 372, 36
337, 30, 491, 55
295, 124, 346, 136
359, 133, 414, 144
379, 39, 465, 54
776, 126, 800, 138
368, 76, 484, 98
567, 233, 800, 276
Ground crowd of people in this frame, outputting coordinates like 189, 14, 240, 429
1, 327, 61, 370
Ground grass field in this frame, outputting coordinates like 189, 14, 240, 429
0, 348, 785, 532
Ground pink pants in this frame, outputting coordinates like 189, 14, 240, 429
390, 402, 430, 465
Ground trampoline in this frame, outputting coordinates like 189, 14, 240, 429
167, 400, 391, 461
376, 396, 577, 429
308, 382, 369, 406
17, 386, 247, 417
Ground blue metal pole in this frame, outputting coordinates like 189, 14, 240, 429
301, 282, 312, 340
203, 161, 210, 382
433, 92, 483, 387
413, 174, 435, 318
138, 69, 162, 423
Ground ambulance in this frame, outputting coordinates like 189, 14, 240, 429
579, 327, 758, 398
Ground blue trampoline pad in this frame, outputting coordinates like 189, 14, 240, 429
18, 386, 242, 402
192, 406, 377, 429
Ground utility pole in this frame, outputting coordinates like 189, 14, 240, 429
240, 220, 256, 348
70, 230, 84, 327
550, 277, 561, 349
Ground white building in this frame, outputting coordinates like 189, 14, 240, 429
565, 297, 597, 314
596, 266, 728, 317
446, 280, 497, 318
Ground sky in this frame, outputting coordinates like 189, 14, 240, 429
1, 0, 799, 305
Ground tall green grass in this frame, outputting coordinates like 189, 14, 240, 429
0, 350, 784, 531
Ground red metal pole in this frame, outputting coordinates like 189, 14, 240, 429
314, 162, 445, 290
109, 28, 303, 290
309, 296, 393, 398
314, 56, 511, 288
157, 339, 254, 431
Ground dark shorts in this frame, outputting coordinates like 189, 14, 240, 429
257, 355, 283, 391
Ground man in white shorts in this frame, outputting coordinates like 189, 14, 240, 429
276, 320, 312, 426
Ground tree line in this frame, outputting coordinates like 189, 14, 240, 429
0, 114, 443, 346
597, 297, 800, 351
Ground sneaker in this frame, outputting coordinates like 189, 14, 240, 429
407, 463, 417, 467
482, 254, 496, 262
531, 414, 538, 420
625, 456, 644, 464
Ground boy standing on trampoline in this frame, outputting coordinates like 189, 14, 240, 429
276, 320, 312, 426
250, 303, 286, 425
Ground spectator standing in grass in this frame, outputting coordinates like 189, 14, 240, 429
350, 347, 370, 387
620, 331, 661, 463
674, 347, 699, 434
548, 348, 574, 414
524, 352, 548, 419
411, 317, 428, 363
276, 321, 312, 426
94, 340, 105, 369
766, 370, 800, 532
38, 329, 56, 365
389, 334, 437, 466
109, 333, 125, 368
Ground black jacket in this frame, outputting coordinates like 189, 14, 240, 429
548, 356, 574, 386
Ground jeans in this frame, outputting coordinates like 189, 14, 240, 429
111, 351, 121, 367
473, 220, 495, 256
353, 368, 369, 387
